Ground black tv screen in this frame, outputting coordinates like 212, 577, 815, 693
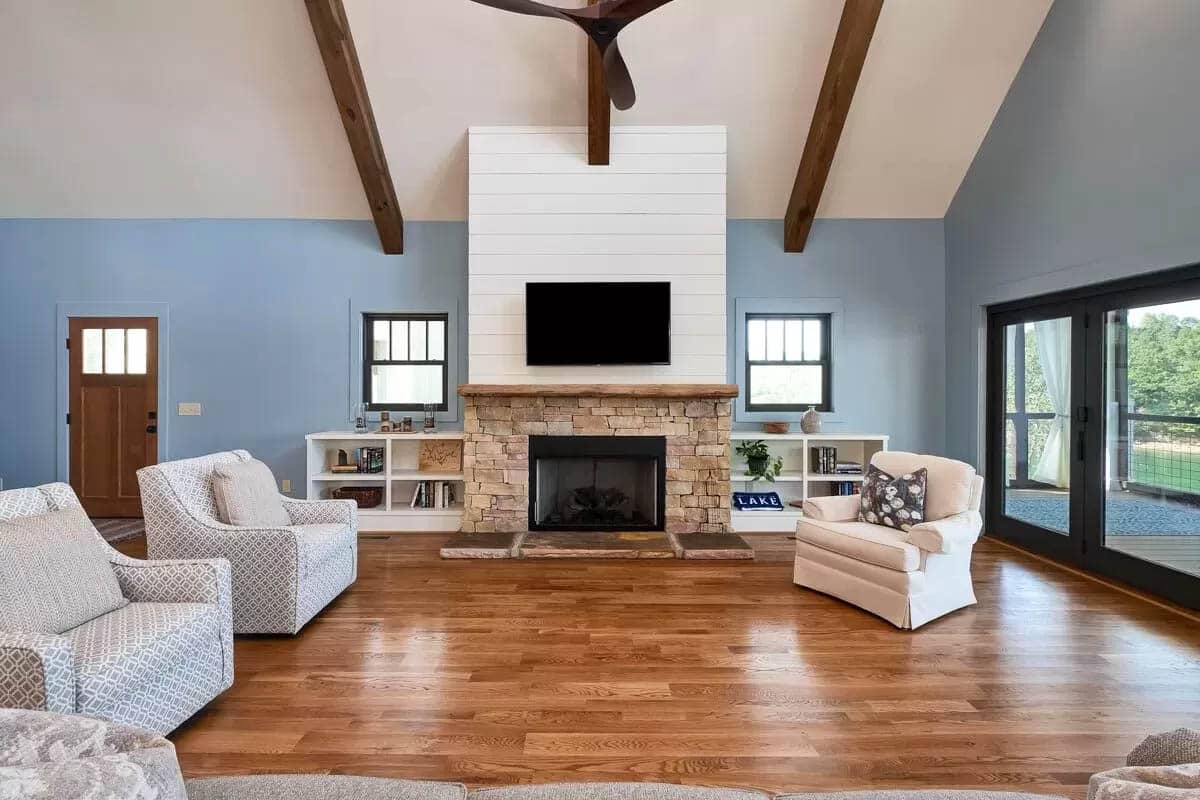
526, 282, 671, 366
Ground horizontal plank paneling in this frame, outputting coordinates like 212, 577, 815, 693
471, 153, 727, 175
470, 214, 726, 236
471, 173, 726, 196
469, 235, 725, 256
469, 126, 727, 384
470, 254, 726, 276
470, 293, 725, 318
470, 194, 726, 215
470, 275, 725, 296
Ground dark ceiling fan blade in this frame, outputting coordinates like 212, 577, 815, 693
590, 0, 677, 22
602, 41, 636, 111
463, 0, 573, 22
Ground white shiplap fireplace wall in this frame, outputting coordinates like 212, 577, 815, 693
468, 126, 727, 384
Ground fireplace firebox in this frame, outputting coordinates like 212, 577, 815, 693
528, 435, 666, 531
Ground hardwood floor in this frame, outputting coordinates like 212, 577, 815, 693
117, 534, 1200, 799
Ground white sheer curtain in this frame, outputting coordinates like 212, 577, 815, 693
1032, 318, 1072, 488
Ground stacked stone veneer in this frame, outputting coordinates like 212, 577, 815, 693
461, 394, 733, 534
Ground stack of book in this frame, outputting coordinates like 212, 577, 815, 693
330, 446, 385, 474
811, 446, 838, 474
410, 481, 457, 509
835, 461, 863, 475
828, 482, 860, 497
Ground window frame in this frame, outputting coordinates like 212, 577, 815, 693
744, 312, 833, 413
361, 312, 450, 412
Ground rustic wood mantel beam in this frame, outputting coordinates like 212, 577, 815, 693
587, 0, 611, 165
306, 0, 404, 254
784, 0, 883, 253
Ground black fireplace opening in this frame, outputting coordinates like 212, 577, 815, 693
528, 435, 667, 531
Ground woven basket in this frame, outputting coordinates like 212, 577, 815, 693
331, 486, 383, 509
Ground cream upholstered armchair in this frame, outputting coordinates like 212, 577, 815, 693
138, 451, 357, 635
0, 483, 233, 734
794, 451, 984, 629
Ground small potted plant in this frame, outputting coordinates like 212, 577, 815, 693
735, 439, 783, 482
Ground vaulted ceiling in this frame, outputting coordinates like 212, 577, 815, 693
0, 0, 1051, 221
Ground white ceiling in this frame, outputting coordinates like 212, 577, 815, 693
0, 0, 1050, 221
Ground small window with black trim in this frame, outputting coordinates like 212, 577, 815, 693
363, 313, 448, 411
745, 313, 832, 412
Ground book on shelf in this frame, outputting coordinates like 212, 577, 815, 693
827, 481, 861, 497
409, 480, 458, 509
834, 461, 863, 475
349, 447, 384, 474
810, 446, 838, 475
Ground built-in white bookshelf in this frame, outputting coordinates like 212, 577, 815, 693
305, 431, 466, 532
729, 432, 889, 533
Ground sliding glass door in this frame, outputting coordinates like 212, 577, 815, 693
987, 267, 1200, 610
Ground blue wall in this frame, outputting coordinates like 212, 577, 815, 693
0, 219, 467, 493
727, 220, 947, 453
0, 217, 950, 494
944, 0, 1200, 465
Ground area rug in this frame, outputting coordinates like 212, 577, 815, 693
92, 518, 145, 544
1005, 494, 1200, 535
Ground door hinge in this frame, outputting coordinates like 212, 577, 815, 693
65, 337, 70, 350
65, 413, 71, 425
1083, 312, 1090, 328
1075, 406, 1089, 423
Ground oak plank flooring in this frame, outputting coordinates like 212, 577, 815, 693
116, 534, 1200, 799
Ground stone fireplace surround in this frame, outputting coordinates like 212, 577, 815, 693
459, 384, 738, 535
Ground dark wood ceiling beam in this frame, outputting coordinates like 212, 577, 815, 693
306, 0, 404, 254
587, 0, 611, 165
784, 0, 883, 253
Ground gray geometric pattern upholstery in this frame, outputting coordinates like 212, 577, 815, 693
138, 452, 358, 635
0, 483, 233, 734
70, 603, 227, 733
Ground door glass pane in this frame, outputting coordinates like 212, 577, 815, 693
370, 365, 444, 405
427, 320, 445, 361
409, 321, 427, 361
372, 320, 390, 360
749, 364, 823, 406
126, 329, 147, 374
82, 329, 103, 374
104, 329, 125, 374
1103, 299, 1200, 577
747, 319, 766, 361
1002, 317, 1071, 535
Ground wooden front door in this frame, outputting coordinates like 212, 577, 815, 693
68, 317, 159, 518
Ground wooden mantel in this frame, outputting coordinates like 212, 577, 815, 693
459, 384, 740, 399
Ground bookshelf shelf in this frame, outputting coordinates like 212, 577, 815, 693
305, 431, 466, 533
729, 432, 888, 533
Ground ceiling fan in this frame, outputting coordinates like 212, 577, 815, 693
464, 0, 677, 110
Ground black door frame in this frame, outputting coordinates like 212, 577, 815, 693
986, 262, 1200, 611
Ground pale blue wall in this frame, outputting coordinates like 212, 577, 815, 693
727, 220, 947, 453
0, 220, 467, 492
0, 217, 949, 493
944, 0, 1200, 465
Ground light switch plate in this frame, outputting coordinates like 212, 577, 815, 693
177, 402, 202, 416
281, 479, 292, 494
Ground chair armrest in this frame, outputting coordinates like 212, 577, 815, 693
908, 510, 982, 554
281, 497, 357, 528
108, 556, 234, 687
802, 494, 861, 522
0, 631, 75, 714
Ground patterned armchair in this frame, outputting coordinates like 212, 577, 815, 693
0, 483, 233, 734
137, 451, 357, 635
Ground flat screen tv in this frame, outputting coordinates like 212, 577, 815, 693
526, 282, 671, 366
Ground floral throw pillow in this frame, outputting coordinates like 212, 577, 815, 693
858, 465, 928, 531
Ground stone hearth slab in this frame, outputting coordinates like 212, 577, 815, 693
440, 532, 518, 558
520, 531, 676, 559
676, 532, 755, 560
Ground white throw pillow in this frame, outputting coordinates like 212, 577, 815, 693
0, 508, 128, 634
212, 459, 291, 528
